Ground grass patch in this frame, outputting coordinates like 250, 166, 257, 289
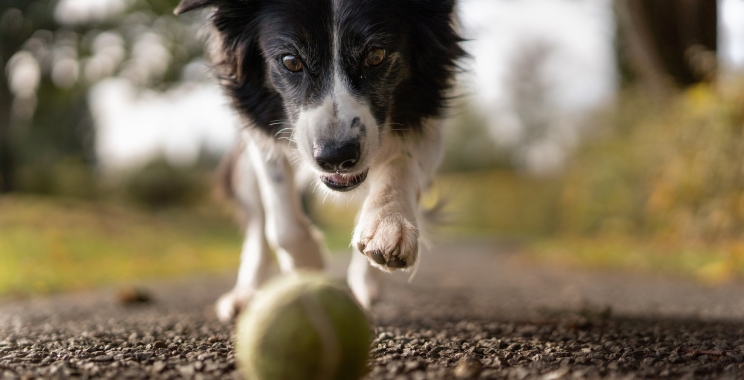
528, 237, 744, 285
0, 195, 244, 297
4, 164, 739, 298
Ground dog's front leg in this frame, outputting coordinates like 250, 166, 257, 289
246, 138, 326, 274
351, 125, 443, 290
353, 156, 419, 273
352, 136, 439, 277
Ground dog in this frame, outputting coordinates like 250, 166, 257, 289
174, 0, 465, 321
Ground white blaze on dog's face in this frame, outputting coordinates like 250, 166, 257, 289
188, 0, 462, 192
291, 75, 380, 192
254, 0, 415, 192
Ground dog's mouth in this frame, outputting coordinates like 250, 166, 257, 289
320, 169, 369, 192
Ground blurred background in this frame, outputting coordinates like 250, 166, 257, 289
1, 0, 743, 297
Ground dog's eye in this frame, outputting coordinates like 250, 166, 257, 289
365, 48, 386, 67
282, 55, 303, 72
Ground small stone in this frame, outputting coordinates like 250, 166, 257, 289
453, 357, 482, 378
507, 343, 521, 351
196, 353, 214, 361
151, 361, 166, 373
117, 287, 152, 305
543, 367, 570, 380
386, 362, 403, 374
410, 371, 427, 380
122, 369, 146, 379
92, 355, 113, 363
178, 364, 195, 377
134, 353, 152, 362
404, 360, 422, 372
668, 353, 681, 364
378, 332, 394, 341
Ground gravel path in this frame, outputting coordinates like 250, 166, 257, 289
3, 240, 744, 379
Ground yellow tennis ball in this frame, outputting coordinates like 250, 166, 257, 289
235, 273, 372, 380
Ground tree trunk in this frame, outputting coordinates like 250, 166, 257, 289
0, 58, 14, 193
616, 0, 717, 88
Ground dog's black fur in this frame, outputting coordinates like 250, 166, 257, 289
176, 0, 465, 139
176, 0, 466, 319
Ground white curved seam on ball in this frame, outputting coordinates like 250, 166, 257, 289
300, 292, 341, 380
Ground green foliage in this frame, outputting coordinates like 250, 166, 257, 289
1, 0, 208, 193
0, 195, 242, 297
122, 157, 210, 209
17, 157, 98, 198
308, 170, 560, 245
434, 170, 560, 237
523, 81, 744, 284
559, 83, 744, 243
440, 103, 512, 172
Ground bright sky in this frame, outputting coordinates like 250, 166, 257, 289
82, 0, 744, 171
722, 0, 744, 68
90, 79, 238, 170
459, 0, 616, 112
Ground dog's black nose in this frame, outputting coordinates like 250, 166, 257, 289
313, 141, 360, 172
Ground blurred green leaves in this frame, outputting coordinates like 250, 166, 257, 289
1, 0, 208, 193
524, 80, 744, 283
559, 82, 744, 243
123, 157, 208, 209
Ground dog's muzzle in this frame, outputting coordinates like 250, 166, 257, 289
314, 139, 368, 191
320, 169, 368, 192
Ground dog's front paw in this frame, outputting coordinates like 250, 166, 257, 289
354, 212, 418, 272
215, 288, 255, 322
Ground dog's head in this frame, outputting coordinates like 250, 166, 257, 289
177, 0, 463, 192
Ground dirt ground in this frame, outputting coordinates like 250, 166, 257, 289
3, 240, 744, 379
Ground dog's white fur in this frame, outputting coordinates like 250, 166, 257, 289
295, 75, 382, 175
203, 0, 457, 321
216, 116, 444, 321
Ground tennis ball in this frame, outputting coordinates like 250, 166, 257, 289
235, 273, 372, 380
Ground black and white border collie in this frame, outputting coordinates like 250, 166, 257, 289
175, 0, 464, 321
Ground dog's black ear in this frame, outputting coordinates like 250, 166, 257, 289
174, 0, 213, 15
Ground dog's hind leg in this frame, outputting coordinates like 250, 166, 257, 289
215, 146, 273, 322
245, 136, 326, 275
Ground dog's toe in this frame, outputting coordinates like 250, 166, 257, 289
354, 212, 418, 272
386, 257, 407, 268
370, 250, 387, 265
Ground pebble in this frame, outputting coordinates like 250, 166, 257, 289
453, 357, 483, 378
92, 355, 113, 362
152, 361, 167, 373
